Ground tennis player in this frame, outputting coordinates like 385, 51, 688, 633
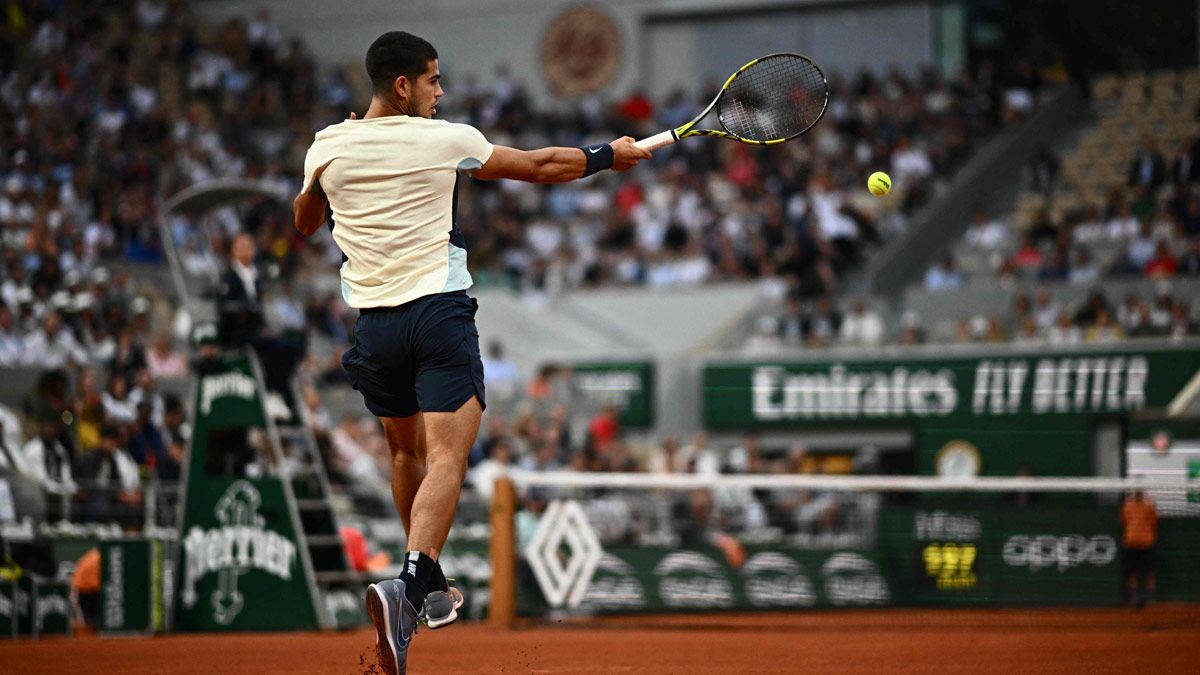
293, 31, 650, 675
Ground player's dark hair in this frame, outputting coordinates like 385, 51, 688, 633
366, 31, 438, 94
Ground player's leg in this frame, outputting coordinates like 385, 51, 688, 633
344, 308, 425, 675
405, 395, 482, 557
397, 291, 486, 626
381, 412, 454, 600
381, 413, 427, 534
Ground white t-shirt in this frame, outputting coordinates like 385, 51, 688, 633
302, 116, 495, 308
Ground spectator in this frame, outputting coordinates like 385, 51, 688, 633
1047, 310, 1082, 345
74, 425, 142, 526
743, 314, 784, 354
898, 311, 925, 345
22, 311, 87, 369
217, 233, 304, 394
1069, 247, 1101, 285
964, 210, 1009, 249
0, 305, 21, 366
803, 296, 842, 346
1120, 491, 1158, 607
481, 341, 521, 404
1011, 234, 1044, 271
128, 402, 167, 469
672, 488, 746, 569
22, 418, 76, 496
1086, 308, 1124, 343
157, 396, 189, 482
924, 255, 964, 292
100, 373, 138, 426
1013, 317, 1042, 345
840, 301, 885, 347
0, 416, 29, 475
1071, 204, 1106, 244
1037, 245, 1070, 282
643, 435, 680, 474
1180, 197, 1200, 238
891, 136, 934, 192
1178, 239, 1200, 276
1144, 241, 1177, 278
1105, 203, 1140, 241
1168, 138, 1198, 186
1169, 302, 1196, 339
1033, 289, 1059, 329
1127, 141, 1166, 191
146, 334, 187, 379
587, 406, 620, 453
469, 437, 514, 501
681, 432, 720, 476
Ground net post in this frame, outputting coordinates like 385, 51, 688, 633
488, 475, 518, 629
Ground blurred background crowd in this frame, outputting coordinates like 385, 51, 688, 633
0, 0, 1197, 534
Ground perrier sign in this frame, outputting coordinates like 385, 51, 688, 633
174, 352, 320, 631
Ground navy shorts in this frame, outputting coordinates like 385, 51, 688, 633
342, 291, 486, 418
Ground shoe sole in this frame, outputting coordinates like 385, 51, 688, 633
425, 587, 464, 630
366, 584, 399, 675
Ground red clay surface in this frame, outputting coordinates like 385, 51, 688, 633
2, 605, 1198, 674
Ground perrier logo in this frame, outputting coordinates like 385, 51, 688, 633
199, 371, 257, 414
181, 481, 298, 625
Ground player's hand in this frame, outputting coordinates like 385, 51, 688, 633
611, 136, 652, 172
349, 112, 358, 120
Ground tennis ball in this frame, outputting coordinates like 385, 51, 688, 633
867, 171, 891, 196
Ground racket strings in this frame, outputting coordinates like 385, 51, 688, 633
719, 55, 827, 142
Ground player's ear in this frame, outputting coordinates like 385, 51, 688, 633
392, 74, 410, 101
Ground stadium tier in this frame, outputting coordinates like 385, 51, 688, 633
1, 1, 1198, 673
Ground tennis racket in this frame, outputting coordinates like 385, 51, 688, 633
635, 53, 829, 151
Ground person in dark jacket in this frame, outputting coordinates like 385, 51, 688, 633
216, 232, 305, 395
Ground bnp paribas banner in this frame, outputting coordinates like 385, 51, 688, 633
704, 345, 1200, 474
174, 352, 320, 631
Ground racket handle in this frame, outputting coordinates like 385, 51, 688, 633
635, 130, 678, 152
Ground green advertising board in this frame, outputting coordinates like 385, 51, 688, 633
883, 505, 1123, 606
176, 478, 317, 631
573, 362, 655, 428
513, 501, 1139, 616
520, 546, 894, 616
100, 538, 165, 634
32, 578, 72, 637
704, 346, 1200, 475
0, 580, 12, 638
174, 352, 320, 631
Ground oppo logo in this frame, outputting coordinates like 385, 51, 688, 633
1001, 535, 1117, 572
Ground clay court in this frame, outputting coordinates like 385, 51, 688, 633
3, 605, 1197, 674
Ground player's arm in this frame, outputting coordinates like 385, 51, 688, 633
293, 179, 328, 237
472, 137, 651, 183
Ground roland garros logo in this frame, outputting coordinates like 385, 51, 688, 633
181, 481, 298, 625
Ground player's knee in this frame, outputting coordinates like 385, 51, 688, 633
426, 444, 470, 479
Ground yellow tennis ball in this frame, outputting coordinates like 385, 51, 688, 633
868, 171, 891, 196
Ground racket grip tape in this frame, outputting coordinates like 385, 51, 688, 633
634, 129, 678, 151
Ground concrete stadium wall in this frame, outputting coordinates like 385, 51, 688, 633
197, 0, 935, 105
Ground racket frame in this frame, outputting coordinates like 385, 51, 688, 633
635, 52, 828, 151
